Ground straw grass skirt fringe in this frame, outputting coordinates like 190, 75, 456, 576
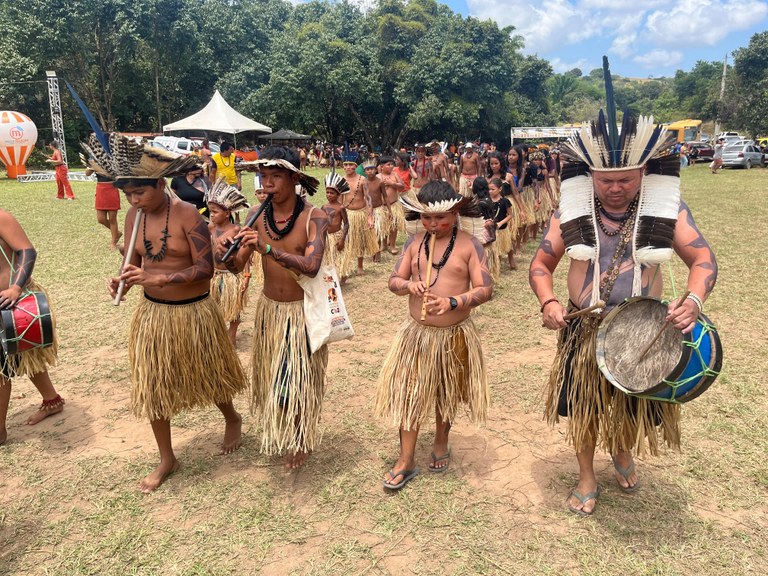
251, 294, 329, 455
210, 270, 248, 323
340, 208, 378, 264
129, 294, 246, 421
538, 184, 553, 224
376, 316, 489, 430
486, 243, 500, 282
373, 205, 391, 246
519, 187, 537, 226
1, 279, 58, 379
545, 314, 681, 456
323, 229, 353, 277
495, 225, 513, 256
251, 252, 264, 286
390, 201, 406, 234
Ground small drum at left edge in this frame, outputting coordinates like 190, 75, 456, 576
596, 296, 723, 403
0, 291, 54, 355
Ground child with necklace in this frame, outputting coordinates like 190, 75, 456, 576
376, 181, 493, 491
489, 177, 517, 271
337, 160, 378, 281
321, 173, 350, 279
97, 134, 246, 494
206, 179, 252, 347
219, 147, 330, 470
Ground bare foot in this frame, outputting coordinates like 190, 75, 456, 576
0, 427, 7, 446
220, 414, 242, 455
356, 268, 365, 276
373, 252, 381, 263
26, 395, 65, 425
284, 450, 310, 470
139, 458, 180, 493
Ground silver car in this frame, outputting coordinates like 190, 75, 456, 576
721, 143, 765, 169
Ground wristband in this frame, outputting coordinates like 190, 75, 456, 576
540, 298, 559, 313
449, 296, 458, 311
686, 293, 703, 314
265, 244, 272, 255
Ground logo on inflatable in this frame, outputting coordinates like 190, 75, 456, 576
9, 126, 24, 141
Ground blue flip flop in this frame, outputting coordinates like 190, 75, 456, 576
428, 447, 451, 473
383, 467, 420, 491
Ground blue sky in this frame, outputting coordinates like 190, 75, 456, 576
447, 0, 768, 78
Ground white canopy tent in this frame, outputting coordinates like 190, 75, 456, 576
163, 90, 271, 136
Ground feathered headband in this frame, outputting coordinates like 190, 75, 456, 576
361, 158, 378, 170
80, 132, 200, 182
204, 177, 250, 213
237, 158, 319, 196
400, 181, 480, 220
324, 171, 349, 194
558, 56, 680, 306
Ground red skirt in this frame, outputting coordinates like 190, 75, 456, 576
95, 182, 120, 211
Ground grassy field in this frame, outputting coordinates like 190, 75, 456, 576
0, 164, 766, 575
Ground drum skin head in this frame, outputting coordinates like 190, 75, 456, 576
597, 296, 722, 403
0, 291, 54, 355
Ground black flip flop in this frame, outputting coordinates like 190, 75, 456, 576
383, 467, 420, 491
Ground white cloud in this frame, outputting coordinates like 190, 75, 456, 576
645, 0, 768, 45
610, 33, 637, 58
632, 49, 684, 68
549, 56, 592, 73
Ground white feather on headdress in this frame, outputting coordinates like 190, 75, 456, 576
324, 171, 349, 193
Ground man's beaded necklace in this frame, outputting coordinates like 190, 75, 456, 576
143, 196, 171, 262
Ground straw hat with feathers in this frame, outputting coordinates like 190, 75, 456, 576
237, 159, 319, 196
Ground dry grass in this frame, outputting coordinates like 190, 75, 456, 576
0, 163, 766, 575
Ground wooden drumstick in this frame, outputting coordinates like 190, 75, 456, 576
638, 290, 691, 361
563, 300, 605, 321
113, 209, 143, 306
420, 232, 437, 321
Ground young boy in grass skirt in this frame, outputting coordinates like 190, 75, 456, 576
84, 133, 247, 493
321, 172, 350, 276
379, 155, 406, 255
206, 178, 252, 347
529, 57, 718, 516
219, 147, 330, 469
375, 181, 493, 490
0, 210, 65, 446
337, 158, 378, 279
363, 158, 391, 262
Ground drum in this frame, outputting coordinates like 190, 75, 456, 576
0, 291, 54, 355
596, 297, 722, 403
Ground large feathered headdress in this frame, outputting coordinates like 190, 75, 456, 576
558, 56, 680, 305
237, 158, 319, 196
400, 181, 480, 220
204, 177, 250, 213
324, 171, 349, 193
80, 132, 199, 183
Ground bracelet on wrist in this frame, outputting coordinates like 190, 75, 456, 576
686, 293, 703, 314
540, 297, 559, 313
265, 244, 272, 255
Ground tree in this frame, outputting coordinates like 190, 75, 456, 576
731, 31, 768, 137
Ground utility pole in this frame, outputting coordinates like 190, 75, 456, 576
714, 54, 727, 138
45, 70, 67, 166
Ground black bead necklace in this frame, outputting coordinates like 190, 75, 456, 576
417, 225, 458, 287
594, 196, 638, 237
341, 178, 360, 208
143, 195, 171, 262
264, 196, 304, 241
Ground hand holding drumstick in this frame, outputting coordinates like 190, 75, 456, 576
639, 291, 691, 361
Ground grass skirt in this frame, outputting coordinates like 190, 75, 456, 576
496, 225, 513, 255
1, 279, 58, 379
322, 229, 341, 268
545, 315, 681, 456
250, 294, 329, 455
519, 187, 537, 227
376, 317, 489, 430
129, 294, 246, 420
373, 205, 391, 246
341, 208, 378, 261
486, 243, 500, 282
390, 202, 406, 233
251, 252, 264, 286
210, 270, 248, 323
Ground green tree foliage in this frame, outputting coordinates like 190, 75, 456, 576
731, 31, 768, 137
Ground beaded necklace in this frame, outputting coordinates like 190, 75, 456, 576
594, 196, 638, 237
417, 226, 458, 287
264, 196, 304, 241
143, 196, 171, 262
341, 178, 361, 208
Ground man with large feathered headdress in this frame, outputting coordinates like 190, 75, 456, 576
529, 57, 718, 516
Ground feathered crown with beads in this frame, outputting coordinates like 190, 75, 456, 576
80, 132, 199, 181
400, 181, 480, 220
324, 171, 349, 194
557, 56, 680, 307
204, 177, 250, 213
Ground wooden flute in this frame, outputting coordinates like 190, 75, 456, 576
420, 232, 437, 321
113, 209, 142, 306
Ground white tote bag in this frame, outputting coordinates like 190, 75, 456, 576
297, 264, 354, 353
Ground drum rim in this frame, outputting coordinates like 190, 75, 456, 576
0, 291, 54, 355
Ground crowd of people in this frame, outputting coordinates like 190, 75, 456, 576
2, 65, 719, 516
